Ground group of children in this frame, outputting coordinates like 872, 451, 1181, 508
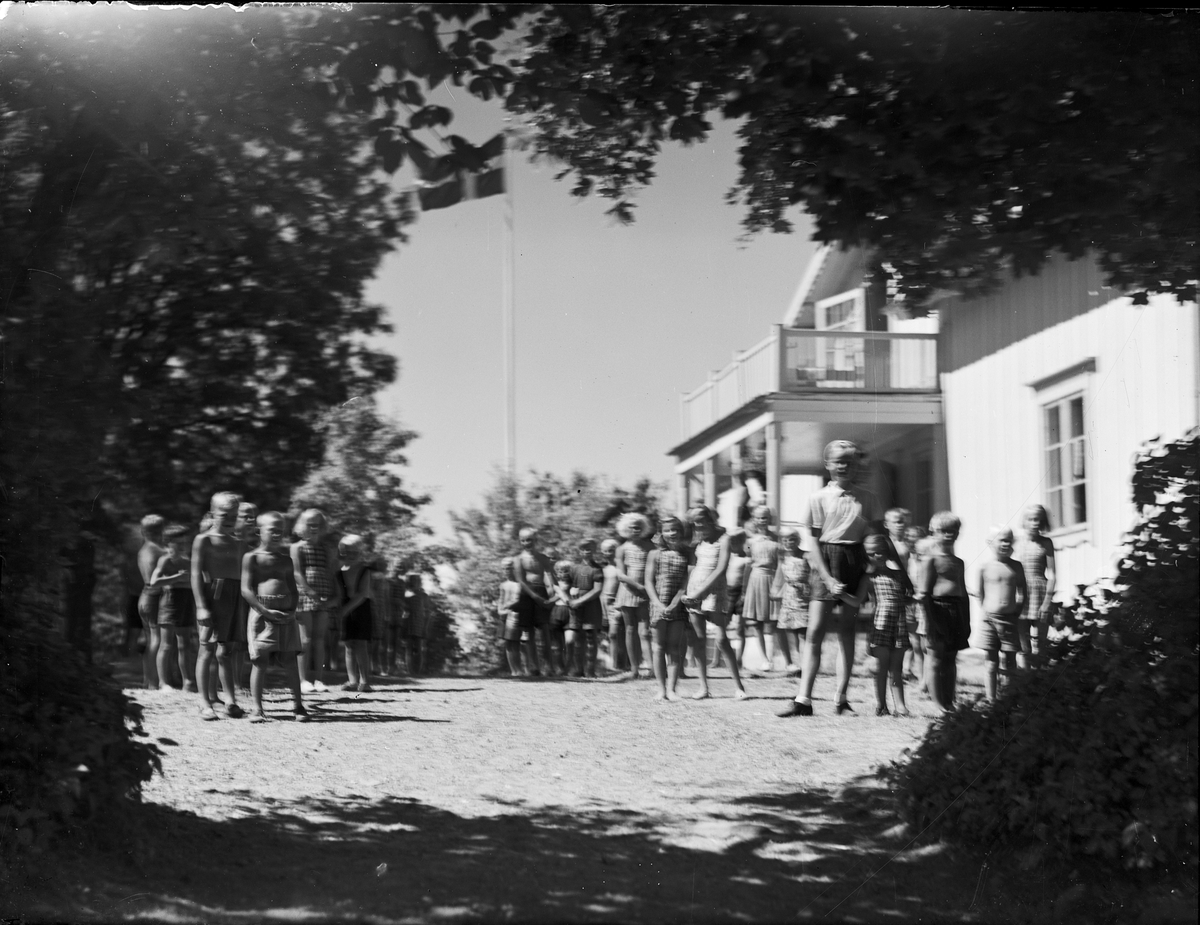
125, 495, 433, 722
497, 439, 1059, 717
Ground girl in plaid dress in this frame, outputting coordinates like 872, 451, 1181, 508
646, 516, 693, 702
1016, 504, 1056, 669
614, 513, 655, 679
864, 534, 912, 716
291, 509, 339, 693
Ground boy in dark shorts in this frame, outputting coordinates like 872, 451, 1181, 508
918, 511, 971, 713
779, 440, 882, 718
568, 540, 605, 678
241, 512, 306, 722
150, 524, 197, 691
497, 557, 525, 676
514, 527, 555, 676
973, 525, 1027, 702
192, 491, 245, 720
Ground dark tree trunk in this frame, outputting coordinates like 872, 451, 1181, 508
63, 535, 97, 662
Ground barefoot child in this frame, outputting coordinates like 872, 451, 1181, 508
973, 525, 1027, 702
741, 506, 780, 673
1016, 504, 1056, 669
599, 539, 626, 672
514, 527, 555, 676
918, 511, 970, 713
192, 492, 246, 720
568, 540, 605, 678
716, 531, 749, 670
774, 527, 810, 679
292, 509, 338, 694
903, 525, 928, 689
497, 558, 525, 676
548, 559, 574, 674
337, 535, 375, 692
613, 513, 655, 679
646, 516, 692, 701
233, 501, 259, 691
683, 506, 747, 700
150, 524, 197, 691
241, 512, 307, 722
137, 514, 167, 689
862, 534, 911, 716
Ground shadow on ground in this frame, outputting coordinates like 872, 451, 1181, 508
9, 775, 1105, 924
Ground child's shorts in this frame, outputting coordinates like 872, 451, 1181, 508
138, 589, 161, 630
502, 610, 523, 642
980, 611, 1019, 653
549, 603, 571, 629
567, 607, 603, 632
809, 543, 868, 602
247, 602, 303, 660
198, 578, 241, 646
515, 593, 550, 630
158, 587, 196, 628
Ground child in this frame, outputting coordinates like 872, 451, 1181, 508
973, 525, 1027, 702
404, 572, 431, 676
683, 506, 747, 700
599, 538, 626, 672
741, 505, 780, 673
497, 557, 525, 676
779, 440, 882, 718
137, 514, 166, 689
336, 535, 374, 692
715, 530, 748, 670
1016, 504, 1056, 669
120, 529, 144, 659
918, 511, 971, 713
233, 501, 259, 691
903, 525, 928, 688
862, 534, 911, 716
613, 513, 655, 679
291, 509, 339, 694
774, 527, 810, 679
240, 512, 306, 722
548, 559, 574, 674
514, 527, 555, 677
150, 524, 197, 692
568, 540, 605, 678
192, 492, 246, 720
646, 516, 692, 701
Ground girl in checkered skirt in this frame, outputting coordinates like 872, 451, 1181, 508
863, 534, 912, 716
646, 516, 693, 702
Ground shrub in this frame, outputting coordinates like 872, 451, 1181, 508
0, 603, 161, 876
886, 429, 1199, 873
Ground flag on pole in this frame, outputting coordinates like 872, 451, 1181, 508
414, 133, 506, 211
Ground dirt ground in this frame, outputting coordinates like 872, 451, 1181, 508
6, 638, 1180, 924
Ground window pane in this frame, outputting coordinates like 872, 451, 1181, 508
1046, 405, 1061, 445
1070, 396, 1084, 438
1047, 447, 1062, 487
1048, 489, 1063, 529
1071, 439, 1086, 480
1072, 483, 1087, 525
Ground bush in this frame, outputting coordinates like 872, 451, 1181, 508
886, 429, 1199, 873
0, 604, 161, 876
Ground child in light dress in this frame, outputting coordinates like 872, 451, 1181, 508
1016, 504, 1056, 669
773, 527, 810, 678
497, 557, 525, 677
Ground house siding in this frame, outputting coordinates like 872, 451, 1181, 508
942, 290, 1198, 600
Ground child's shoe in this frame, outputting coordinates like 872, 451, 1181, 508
356, 682, 373, 693
198, 706, 219, 721
312, 680, 329, 693
875, 705, 891, 717
226, 703, 245, 719
340, 681, 357, 692
300, 680, 316, 694
293, 707, 310, 723
835, 701, 855, 715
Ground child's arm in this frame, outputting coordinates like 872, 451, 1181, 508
571, 570, 603, 609
324, 546, 343, 609
612, 544, 644, 593
770, 559, 785, 602
644, 550, 663, 610
1042, 539, 1057, 614
842, 573, 869, 608
970, 563, 984, 601
149, 554, 184, 588
513, 556, 547, 604
956, 557, 969, 600
191, 534, 211, 623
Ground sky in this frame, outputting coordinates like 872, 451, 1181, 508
367, 88, 818, 539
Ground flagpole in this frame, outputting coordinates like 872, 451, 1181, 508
502, 132, 516, 479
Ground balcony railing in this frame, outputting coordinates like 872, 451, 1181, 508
681, 326, 939, 439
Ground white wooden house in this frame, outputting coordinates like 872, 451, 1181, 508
668, 244, 1199, 599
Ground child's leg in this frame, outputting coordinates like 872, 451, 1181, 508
687, 614, 711, 698
1016, 619, 1033, 671
946, 653, 959, 706
156, 627, 177, 689
889, 649, 909, 714
1002, 652, 1017, 693
284, 655, 304, 711
870, 647, 888, 712
586, 629, 599, 677
416, 636, 428, 675
834, 605, 859, 706
355, 640, 372, 689
651, 622, 669, 700
144, 626, 161, 689
563, 629, 577, 675
505, 639, 523, 676
797, 600, 833, 704
773, 624, 793, 670
984, 650, 999, 701
215, 644, 240, 710
521, 631, 538, 674
607, 613, 624, 671
734, 620, 747, 667
908, 631, 924, 687
665, 621, 685, 696
195, 639, 216, 712
312, 611, 330, 685
177, 629, 196, 689
250, 656, 267, 716
623, 608, 642, 677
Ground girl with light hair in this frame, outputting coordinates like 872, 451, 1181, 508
1016, 504, 1056, 669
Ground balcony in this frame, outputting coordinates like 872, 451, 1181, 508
681, 327, 939, 439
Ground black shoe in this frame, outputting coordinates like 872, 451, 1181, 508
875, 706, 890, 717
777, 701, 814, 718
836, 701, 855, 715
226, 703, 245, 719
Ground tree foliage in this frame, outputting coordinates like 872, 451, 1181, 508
445, 469, 661, 670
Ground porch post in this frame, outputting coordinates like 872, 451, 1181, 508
766, 419, 782, 518
675, 471, 689, 517
702, 457, 717, 511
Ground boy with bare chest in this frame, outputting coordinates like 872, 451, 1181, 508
192, 491, 245, 720
973, 525, 1027, 702
241, 512, 307, 722
918, 511, 970, 713
514, 527, 555, 676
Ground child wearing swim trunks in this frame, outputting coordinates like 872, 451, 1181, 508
614, 513, 655, 680
973, 525, 1027, 702
863, 534, 911, 716
549, 559, 574, 673
514, 527, 555, 677
918, 511, 970, 713
150, 524, 197, 692
192, 492, 246, 720
337, 535, 375, 692
241, 512, 307, 722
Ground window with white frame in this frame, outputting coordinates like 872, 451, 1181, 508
1044, 394, 1088, 529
